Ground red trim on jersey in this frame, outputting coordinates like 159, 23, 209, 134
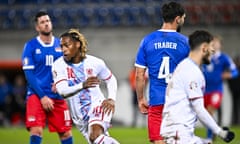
55, 79, 68, 85
104, 73, 112, 81
97, 135, 105, 144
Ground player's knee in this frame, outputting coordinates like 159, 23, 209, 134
59, 130, 72, 140
29, 126, 43, 136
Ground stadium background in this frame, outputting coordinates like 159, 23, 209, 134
0, 0, 240, 127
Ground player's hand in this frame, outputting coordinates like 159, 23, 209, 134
41, 96, 54, 112
83, 76, 100, 89
101, 98, 115, 116
218, 127, 235, 143
138, 98, 148, 115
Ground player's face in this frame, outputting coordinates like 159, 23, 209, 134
212, 38, 221, 52
202, 41, 215, 64
36, 15, 52, 36
60, 36, 81, 63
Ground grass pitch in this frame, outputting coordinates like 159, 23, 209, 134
0, 126, 239, 144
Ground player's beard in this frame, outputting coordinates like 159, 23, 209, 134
177, 26, 182, 33
177, 20, 184, 32
41, 31, 52, 36
202, 53, 211, 64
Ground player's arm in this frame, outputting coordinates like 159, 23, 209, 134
24, 70, 45, 98
222, 55, 239, 79
191, 98, 235, 142
191, 97, 221, 134
105, 73, 117, 101
22, 43, 46, 99
135, 66, 148, 114
55, 77, 100, 98
101, 73, 117, 115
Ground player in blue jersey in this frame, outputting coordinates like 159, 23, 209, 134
202, 35, 239, 143
134, 2, 189, 144
21, 11, 73, 144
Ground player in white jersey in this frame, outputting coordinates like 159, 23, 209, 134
160, 30, 235, 144
52, 28, 119, 144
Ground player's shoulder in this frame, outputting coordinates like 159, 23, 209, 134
145, 29, 187, 39
53, 36, 60, 43
86, 54, 103, 61
179, 58, 197, 71
53, 56, 64, 65
26, 37, 38, 45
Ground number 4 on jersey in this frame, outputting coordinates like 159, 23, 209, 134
158, 56, 172, 83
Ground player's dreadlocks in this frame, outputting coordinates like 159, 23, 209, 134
60, 28, 88, 59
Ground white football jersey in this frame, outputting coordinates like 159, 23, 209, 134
161, 58, 206, 135
52, 54, 112, 123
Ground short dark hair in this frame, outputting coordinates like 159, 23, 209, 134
189, 30, 213, 50
34, 11, 49, 22
161, 2, 185, 23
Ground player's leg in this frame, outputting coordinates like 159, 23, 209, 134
48, 99, 73, 144
25, 94, 46, 144
88, 104, 119, 144
148, 105, 165, 144
75, 120, 91, 143
162, 127, 202, 144
89, 124, 119, 144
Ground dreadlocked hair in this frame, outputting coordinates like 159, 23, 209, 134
61, 28, 88, 59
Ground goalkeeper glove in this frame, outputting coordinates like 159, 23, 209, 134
218, 127, 235, 143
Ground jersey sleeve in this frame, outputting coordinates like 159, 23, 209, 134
52, 58, 67, 83
184, 70, 204, 100
22, 42, 35, 70
97, 59, 112, 80
135, 38, 147, 68
52, 58, 84, 98
22, 41, 46, 98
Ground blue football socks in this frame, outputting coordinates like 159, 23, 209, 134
30, 135, 42, 144
61, 136, 73, 144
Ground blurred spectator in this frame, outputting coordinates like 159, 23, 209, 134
0, 73, 12, 126
11, 74, 26, 126
228, 55, 240, 125
128, 66, 146, 128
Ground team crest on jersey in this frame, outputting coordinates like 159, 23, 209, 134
55, 47, 62, 52
189, 81, 198, 91
35, 48, 41, 54
86, 68, 93, 76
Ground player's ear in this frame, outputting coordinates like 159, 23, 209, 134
35, 24, 39, 32
201, 43, 208, 53
175, 16, 181, 24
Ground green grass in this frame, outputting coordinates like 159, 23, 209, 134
0, 126, 240, 144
